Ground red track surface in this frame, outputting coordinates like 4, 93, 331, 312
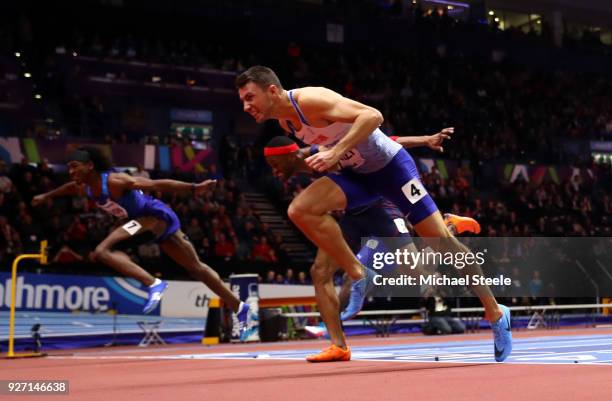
2, 328, 612, 401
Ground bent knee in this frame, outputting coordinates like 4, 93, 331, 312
288, 197, 332, 223
288, 201, 309, 223
91, 246, 110, 262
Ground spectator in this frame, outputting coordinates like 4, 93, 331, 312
297, 270, 310, 285
214, 233, 235, 261
0, 215, 22, 260
271, 234, 289, 264
0, 160, 13, 194
37, 158, 55, 182
185, 217, 205, 245
422, 287, 465, 335
199, 237, 212, 260
284, 268, 295, 284
18, 214, 43, 252
529, 270, 543, 298
251, 236, 277, 263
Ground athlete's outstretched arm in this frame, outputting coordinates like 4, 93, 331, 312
295, 126, 453, 178
272, 126, 454, 183
300, 88, 383, 172
109, 173, 216, 195
394, 127, 454, 152
31, 181, 83, 206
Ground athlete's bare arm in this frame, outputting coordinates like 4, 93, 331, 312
108, 173, 217, 195
280, 126, 453, 179
395, 127, 454, 152
296, 87, 383, 172
31, 181, 84, 206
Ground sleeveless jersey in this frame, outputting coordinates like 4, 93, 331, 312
85, 171, 153, 219
286, 89, 401, 174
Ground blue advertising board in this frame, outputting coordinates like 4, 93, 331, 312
0, 272, 156, 315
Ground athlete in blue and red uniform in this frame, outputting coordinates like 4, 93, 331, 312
264, 135, 480, 361
32, 147, 250, 336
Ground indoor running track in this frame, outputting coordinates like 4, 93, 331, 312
2, 327, 612, 401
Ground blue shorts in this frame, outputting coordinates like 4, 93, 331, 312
329, 149, 438, 225
326, 171, 379, 210
138, 199, 181, 242
339, 199, 412, 253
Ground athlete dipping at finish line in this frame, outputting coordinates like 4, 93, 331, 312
237, 65, 511, 362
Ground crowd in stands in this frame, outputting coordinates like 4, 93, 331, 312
2, 3, 611, 155
1, 2, 612, 303
263, 267, 311, 286
421, 162, 612, 237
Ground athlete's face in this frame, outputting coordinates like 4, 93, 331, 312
265, 153, 298, 181
67, 160, 93, 184
238, 82, 277, 123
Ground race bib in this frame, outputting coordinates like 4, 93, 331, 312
401, 178, 427, 204
339, 148, 365, 169
393, 218, 409, 234
122, 220, 142, 235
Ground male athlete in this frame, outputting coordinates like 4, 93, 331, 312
264, 135, 479, 361
238, 66, 512, 362
31, 147, 250, 336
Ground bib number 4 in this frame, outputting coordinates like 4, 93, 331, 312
401, 178, 427, 204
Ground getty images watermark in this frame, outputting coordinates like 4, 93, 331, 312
367, 239, 511, 287
359, 237, 612, 298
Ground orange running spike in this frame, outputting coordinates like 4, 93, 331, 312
306, 345, 351, 362
444, 213, 481, 234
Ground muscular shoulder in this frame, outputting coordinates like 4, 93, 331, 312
106, 172, 136, 198
293, 86, 378, 125
107, 172, 134, 188
292, 87, 349, 125
293, 87, 343, 110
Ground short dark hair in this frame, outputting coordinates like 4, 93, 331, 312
75, 146, 113, 171
266, 136, 296, 148
235, 66, 283, 90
